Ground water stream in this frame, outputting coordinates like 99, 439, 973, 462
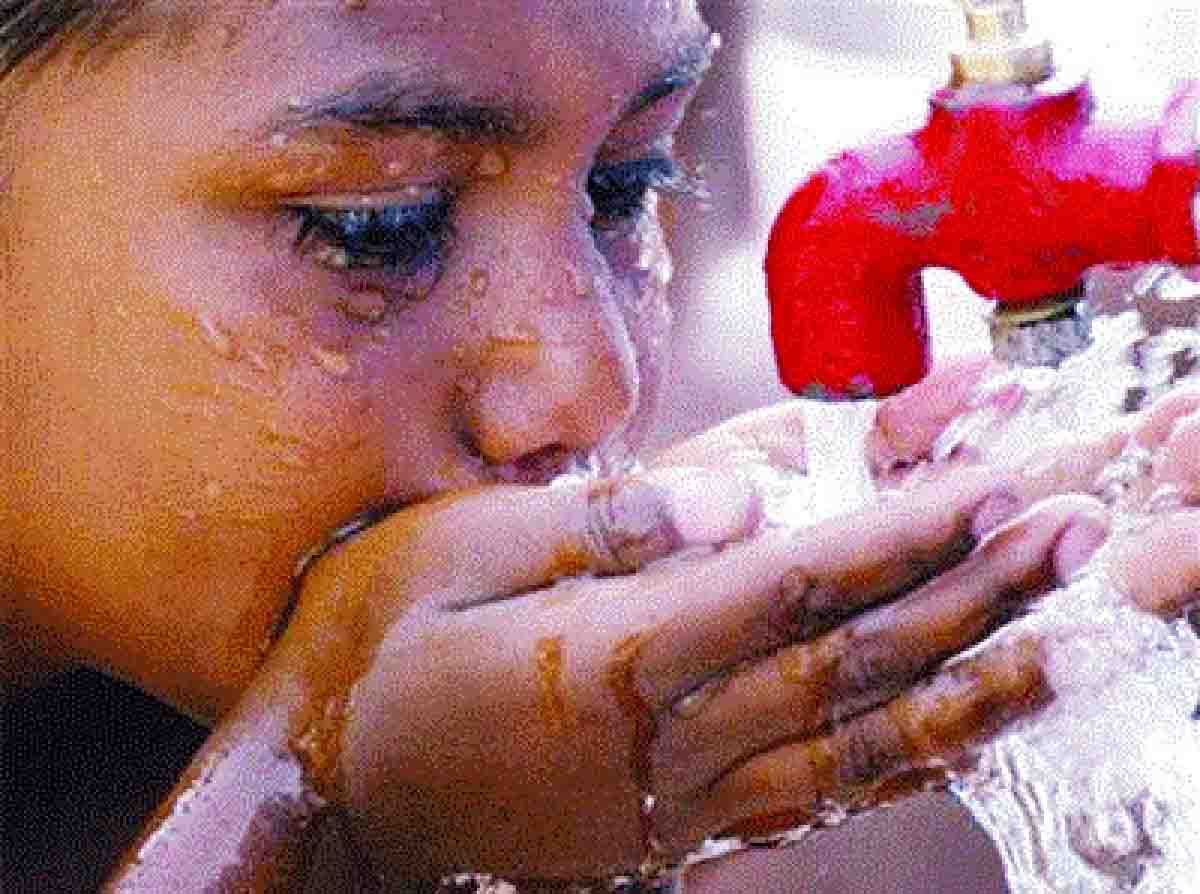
932, 298, 1200, 893
444, 274, 1200, 893
690, 276, 1200, 893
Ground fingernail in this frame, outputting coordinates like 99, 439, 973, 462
590, 469, 761, 572
1053, 514, 1111, 581
653, 468, 762, 547
972, 489, 1023, 542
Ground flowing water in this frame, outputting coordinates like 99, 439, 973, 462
442, 277, 1200, 893
932, 302, 1200, 894
690, 286, 1200, 892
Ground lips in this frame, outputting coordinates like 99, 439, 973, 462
489, 443, 581, 486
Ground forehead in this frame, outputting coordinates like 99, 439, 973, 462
58, 0, 706, 149
199, 1, 708, 110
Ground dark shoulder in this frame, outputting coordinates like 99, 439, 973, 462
2, 670, 206, 893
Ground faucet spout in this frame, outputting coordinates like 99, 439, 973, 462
765, 76, 1200, 400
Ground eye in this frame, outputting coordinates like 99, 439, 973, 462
587, 155, 688, 226
287, 190, 453, 273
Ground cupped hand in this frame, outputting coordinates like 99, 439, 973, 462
269, 446, 1111, 889
1104, 388, 1200, 623
865, 359, 1200, 623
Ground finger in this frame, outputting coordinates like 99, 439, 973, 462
303, 467, 762, 614
1108, 509, 1200, 618
631, 464, 1003, 707
1129, 387, 1200, 450
867, 355, 1006, 482
651, 402, 808, 473
652, 496, 1106, 800
660, 635, 1050, 851
1151, 410, 1200, 502
632, 445, 1118, 713
877, 404, 1130, 499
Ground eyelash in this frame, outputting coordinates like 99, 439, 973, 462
587, 155, 688, 223
289, 197, 452, 273
287, 155, 689, 274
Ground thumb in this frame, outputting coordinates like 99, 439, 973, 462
303, 467, 762, 614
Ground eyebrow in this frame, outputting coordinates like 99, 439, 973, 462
281, 37, 716, 143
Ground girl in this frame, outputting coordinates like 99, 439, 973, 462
3, 1, 1193, 890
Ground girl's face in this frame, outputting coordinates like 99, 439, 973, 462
2, 0, 712, 718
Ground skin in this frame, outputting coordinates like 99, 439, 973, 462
2, 1, 1194, 890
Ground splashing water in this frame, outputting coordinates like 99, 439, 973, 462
931, 304, 1200, 894
689, 295, 1200, 892
439, 282, 1200, 893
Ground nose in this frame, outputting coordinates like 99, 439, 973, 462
457, 203, 640, 470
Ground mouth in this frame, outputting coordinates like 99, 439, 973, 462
488, 443, 582, 486
293, 439, 634, 583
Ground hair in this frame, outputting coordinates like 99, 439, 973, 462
1, 2, 121, 78
0, 1, 201, 83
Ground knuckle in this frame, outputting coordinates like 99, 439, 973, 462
584, 478, 677, 573
770, 571, 848, 641
836, 711, 908, 787
833, 633, 928, 715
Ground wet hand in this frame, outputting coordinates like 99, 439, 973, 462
864, 365, 1199, 648
272, 457, 1108, 888
1105, 387, 1200, 623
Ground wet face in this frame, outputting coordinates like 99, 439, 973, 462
1, 0, 712, 717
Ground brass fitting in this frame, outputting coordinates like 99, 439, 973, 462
951, 0, 1055, 87
989, 287, 1091, 369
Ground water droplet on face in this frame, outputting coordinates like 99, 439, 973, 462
198, 314, 238, 359
385, 159, 411, 177
457, 372, 481, 397
468, 269, 489, 295
338, 288, 388, 323
475, 149, 507, 178
277, 451, 310, 470
269, 131, 290, 149
218, 23, 240, 47
672, 672, 730, 719
572, 269, 592, 298
312, 245, 351, 270
310, 345, 353, 377
204, 480, 224, 501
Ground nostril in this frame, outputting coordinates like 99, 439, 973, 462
456, 425, 579, 485
493, 443, 577, 486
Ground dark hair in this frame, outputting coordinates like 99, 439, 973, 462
0, 1, 145, 81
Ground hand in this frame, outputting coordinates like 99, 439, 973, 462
1103, 388, 1200, 624
864, 362, 1200, 623
270, 453, 1110, 889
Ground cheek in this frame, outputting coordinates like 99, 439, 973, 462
597, 203, 676, 437
22, 258, 400, 561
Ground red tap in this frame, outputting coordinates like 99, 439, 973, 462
765, 76, 1200, 400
